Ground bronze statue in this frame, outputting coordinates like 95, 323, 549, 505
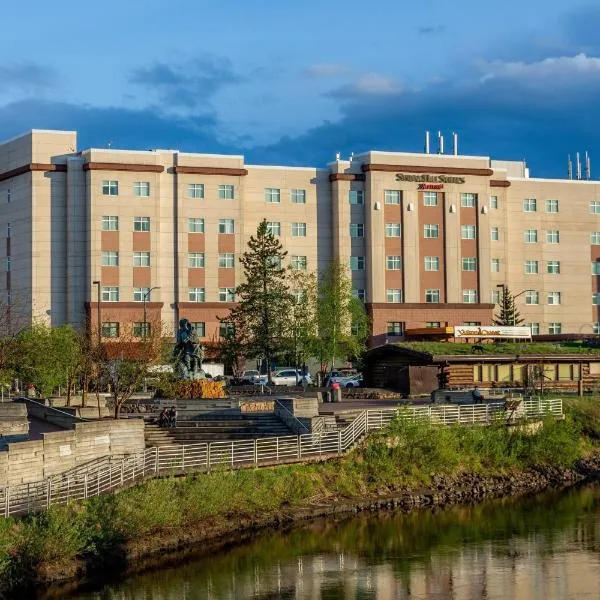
173, 318, 205, 379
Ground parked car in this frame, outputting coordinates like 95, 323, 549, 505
323, 370, 359, 387
328, 373, 363, 388
256, 369, 313, 386
240, 370, 261, 384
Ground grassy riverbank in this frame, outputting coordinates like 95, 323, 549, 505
0, 400, 598, 595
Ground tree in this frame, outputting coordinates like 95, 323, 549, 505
494, 287, 524, 326
97, 318, 165, 418
224, 220, 293, 383
313, 262, 369, 372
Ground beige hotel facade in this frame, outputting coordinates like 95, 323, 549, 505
1, 129, 600, 346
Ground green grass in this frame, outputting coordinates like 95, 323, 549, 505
0, 406, 595, 594
395, 341, 600, 356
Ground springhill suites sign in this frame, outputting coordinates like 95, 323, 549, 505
395, 173, 466, 184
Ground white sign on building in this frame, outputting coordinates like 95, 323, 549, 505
453, 325, 532, 339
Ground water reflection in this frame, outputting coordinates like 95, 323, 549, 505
70, 483, 600, 599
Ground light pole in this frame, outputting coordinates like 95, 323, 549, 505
92, 280, 101, 345
142, 286, 161, 338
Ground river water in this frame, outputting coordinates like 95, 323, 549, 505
68, 483, 600, 600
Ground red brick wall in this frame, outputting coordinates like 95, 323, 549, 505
367, 303, 495, 346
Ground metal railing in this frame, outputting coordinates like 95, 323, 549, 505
0, 398, 563, 518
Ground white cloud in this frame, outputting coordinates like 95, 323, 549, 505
478, 53, 600, 82
331, 73, 403, 99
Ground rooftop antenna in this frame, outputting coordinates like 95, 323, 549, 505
577, 152, 582, 180
567, 155, 573, 180
586, 151, 592, 180
438, 130, 444, 154
424, 131, 431, 154
452, 132, 458, 156
349, 152, 354, 161
335, 152, 341, 161
107, 141, 112, 149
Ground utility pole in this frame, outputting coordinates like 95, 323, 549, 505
92, 280, 101, 346
143, 286, 161, 338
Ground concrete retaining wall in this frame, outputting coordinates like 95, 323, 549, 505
0, 419, 145, 486
0, 403, 29, 448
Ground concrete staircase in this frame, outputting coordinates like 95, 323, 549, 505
144, 412, 294, 447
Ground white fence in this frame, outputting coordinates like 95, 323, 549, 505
0, 399, 563, 518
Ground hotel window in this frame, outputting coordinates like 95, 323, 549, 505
386, 256, 402, 270
462, 257, 477, 271
491, 258, 500, 272
524, 229, 538, 243
387, 322, 404, 336
490, 195, 498, 209
424, 224, 439, 239
594, 322, 600, 335
265, 188, 281, 203
266, 221, 281, 236
424, 256, 439, 271
461, 225, 476, 239
291, 255, 307, 270
291, 189, 306, 204
219, 184, 234, 200
101, 287, 119, 302
219, 323, 235, 337
546, 199, 559, 213
5, 258, 10, 273
592, 261, 600, 275
349, 190, 363, 205
460, 193, 476, 208
525, 290, 539, 305
101, 251, 119, 267
385, 223, 401, 237
523, 198, 537, 212
102, 216, 119, 231
463, 289, 477, 303
529, 323, 540, 336
350, 256, 365, 271
6, 223, 10, 238
188, 252, 205, 268
548, 322, 562, 334
547, 292, 561, 305
591, 201, 600, 214
6, 189, 10, 204
102, 180, 118, 196
188, 183, 205, 199
192, 322, 205, 337
133, 181, 150, 197
386, 289, 402, 303
350, 223, 364, 238
132, 322, 151, 338
546, 230, 560, 244
352, 289, 366, 302
134, 216, 150, 232
101, 322, 119, 338
426, 322, 441, 328
291, 222, 307, 237
593, 293, 600, 305
525, 260, 539, 274
491, 290, 501, 304
188, 287, 205, 302
219, 288, 236, 302
219, 218, 235, 234
267, 255, 282, 268
591, 232, 600, 244
491, 227, 499, 241
219, 253, 235, 268
463, 322, 481, 326
384, 190, 401, 204
133, 287, 150, 302
425, 289, 440, 303
423, 192, 438, 206
547, 260, 560, 274
133, 252, 150, 267
188, 218, 205, 233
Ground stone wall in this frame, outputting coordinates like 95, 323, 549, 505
0, 419, 145, 486
0, 403, 28, 448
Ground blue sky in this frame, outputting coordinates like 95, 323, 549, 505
1, 0, 599, 176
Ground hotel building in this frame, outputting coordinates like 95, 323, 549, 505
0, 129, 599, 346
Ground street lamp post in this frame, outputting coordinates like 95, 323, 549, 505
92, 281, 101, 345
496, 284, 535, 328
142, 286, 161, 338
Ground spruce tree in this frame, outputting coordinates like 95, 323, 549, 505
223, 219, 292, 383
494, 286, 524, 326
